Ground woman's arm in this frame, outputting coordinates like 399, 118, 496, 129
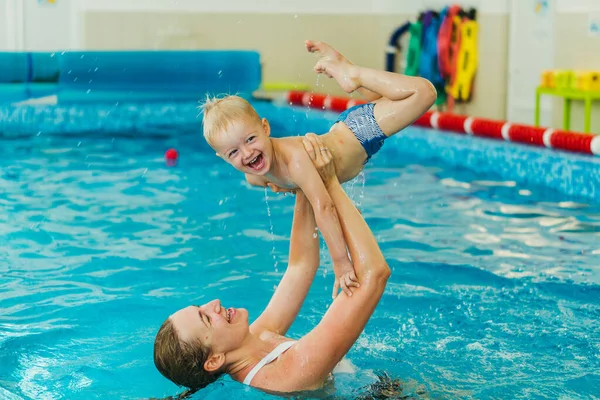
249, 190, 320, 336
283, 134, 391, 390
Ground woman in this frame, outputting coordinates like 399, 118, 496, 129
153, 134, 391, 393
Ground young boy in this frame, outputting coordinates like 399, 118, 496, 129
202, 40, 436, 298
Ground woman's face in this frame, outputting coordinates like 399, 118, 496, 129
170, 299, 250, 354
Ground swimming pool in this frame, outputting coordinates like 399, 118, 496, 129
0, 101, 599, 399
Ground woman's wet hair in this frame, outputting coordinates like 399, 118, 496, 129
153, 318, 223, 390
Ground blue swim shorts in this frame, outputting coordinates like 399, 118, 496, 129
335, 102, 387, 163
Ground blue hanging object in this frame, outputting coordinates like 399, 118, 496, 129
418, 10, 445, 89
385, 22, 411, 72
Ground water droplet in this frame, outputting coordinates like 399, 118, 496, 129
68, 70, 72, 74
80, 55, 85, 59
294, 14, 298, 19
312, 233, 318, 238
77, 141, 82, 147
94, 67, 99, 72
264, 188, 279, 270
88, 79, 93, 84
37, 131, 41, 136
61, 51, 66, 55
218, 70, 223, 78
73, 77, 78, 82
50, 52, 55, 57
237, 19, 243, 24
86, 89, 91, 94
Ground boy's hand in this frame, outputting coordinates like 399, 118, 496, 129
333, 259, 360, 298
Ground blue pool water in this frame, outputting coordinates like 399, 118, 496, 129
1, 116, 599, 399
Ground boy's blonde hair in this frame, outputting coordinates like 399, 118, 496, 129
200, 95, 261, 147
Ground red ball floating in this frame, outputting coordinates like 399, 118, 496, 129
165, 148, 178, 165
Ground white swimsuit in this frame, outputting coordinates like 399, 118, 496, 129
242, 341, 295, 386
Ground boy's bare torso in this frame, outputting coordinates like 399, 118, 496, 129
250, 123, 367, 189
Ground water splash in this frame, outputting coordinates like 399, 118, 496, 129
320, 226, 328, 281
264, 187, 278, 272
357, 170, 366, 208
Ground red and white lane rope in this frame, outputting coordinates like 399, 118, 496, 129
286, 91, 600, 157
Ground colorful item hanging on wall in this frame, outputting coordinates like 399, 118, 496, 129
386, 4, 478, 111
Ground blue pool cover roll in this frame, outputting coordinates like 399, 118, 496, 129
0, 52, 59, 101
0, 53, 28, 83
58, 50, 261, 96
0, 50, 261, 103
0, 52, 59, 83
30, 52, 60, 83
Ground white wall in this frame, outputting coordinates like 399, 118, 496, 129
77, 0, 509, 15
0, 1, 12, 50
0, 0, 24, 50
556, 0, 600, 13
0, 0, 71, 51
23, 0, 72, 50
7, 0, 597, 53
2, 0, 510, 51
506, 0, 555, 125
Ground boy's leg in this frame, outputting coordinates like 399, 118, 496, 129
305, 40, 381, 102
309, 41, 437, 137
355, 66, 437, 137
307, 40, 436, 137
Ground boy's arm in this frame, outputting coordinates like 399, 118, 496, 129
288, 153, 358, 298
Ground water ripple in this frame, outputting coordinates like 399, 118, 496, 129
0, 133, 598, 399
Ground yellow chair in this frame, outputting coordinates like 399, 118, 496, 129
554, 70, 575, 90
540, 70, 555, 89
574, 71, 600, 91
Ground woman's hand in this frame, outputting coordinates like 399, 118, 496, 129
302, 133, 337, 187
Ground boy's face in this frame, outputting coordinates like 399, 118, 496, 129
212, 117, 272, 175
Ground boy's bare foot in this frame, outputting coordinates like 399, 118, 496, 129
305, 40, 360, 93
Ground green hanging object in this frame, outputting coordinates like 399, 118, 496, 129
435, 86, 447, 105
404, 21, 422, 76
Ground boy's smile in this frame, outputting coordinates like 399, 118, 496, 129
212, 118, 272, 176
245, 153, 266, 172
